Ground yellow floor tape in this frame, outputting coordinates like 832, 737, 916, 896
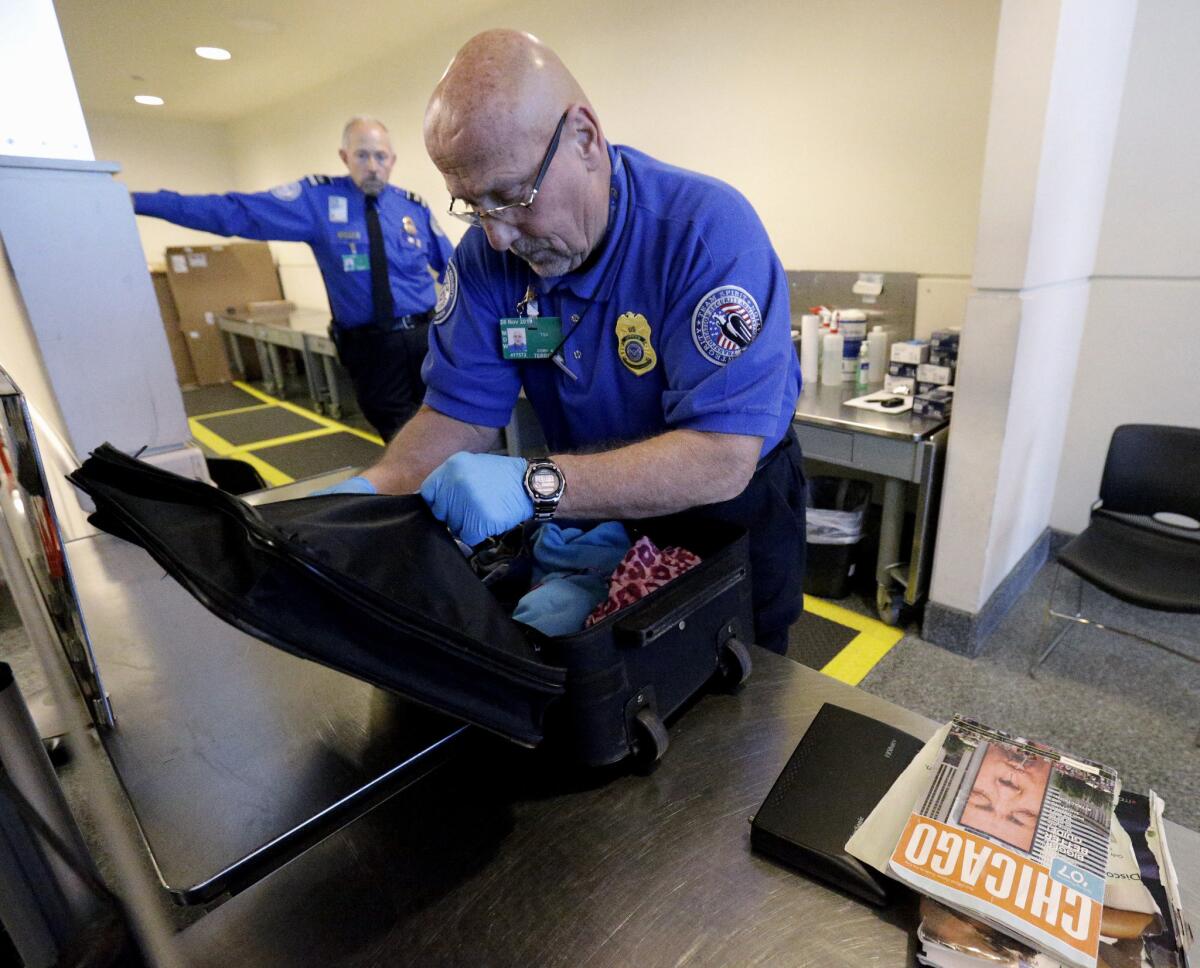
188, 382, 383, 486
805, 594, 904, 686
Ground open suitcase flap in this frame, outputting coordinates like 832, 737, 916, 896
69, 445, 566, 747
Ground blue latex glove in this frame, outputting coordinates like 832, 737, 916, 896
420, 452, 532, 548
310, 474, 377, 497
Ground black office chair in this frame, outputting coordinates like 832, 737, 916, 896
1030, 425, 1200, 687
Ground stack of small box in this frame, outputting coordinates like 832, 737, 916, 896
914, 329, 958, 419
884, 329, 958, 420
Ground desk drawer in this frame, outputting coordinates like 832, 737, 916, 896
793, 420, 922, 482
793, 423, 854, 464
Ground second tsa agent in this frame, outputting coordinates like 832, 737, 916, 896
132, 116, 455, 440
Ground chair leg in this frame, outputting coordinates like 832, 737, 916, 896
1029, 564, 1069, 679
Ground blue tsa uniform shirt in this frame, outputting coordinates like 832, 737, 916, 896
423, 144, 801, 460
133, 176, 454, 329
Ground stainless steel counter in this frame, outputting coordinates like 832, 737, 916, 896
175, 649, 1200, 967
218, 310, 344, 416
66, 532, 467, 903
793, 381, 950, 623
794, 381, 946, 442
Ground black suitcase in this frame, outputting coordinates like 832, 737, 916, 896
69, 445, 754, 767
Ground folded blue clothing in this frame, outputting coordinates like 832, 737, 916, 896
512, 521, 631, 637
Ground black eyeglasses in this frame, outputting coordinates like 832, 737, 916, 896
447, 110, 569, 226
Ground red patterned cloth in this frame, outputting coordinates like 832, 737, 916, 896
585, 536, 701, 627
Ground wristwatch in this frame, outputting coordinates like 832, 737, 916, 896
523, 458, 566, 521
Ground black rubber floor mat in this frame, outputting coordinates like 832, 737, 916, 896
198, 407, 323, 446
182, 383, 261, 416
785, 607, 857, 670
257, 433, 383, 479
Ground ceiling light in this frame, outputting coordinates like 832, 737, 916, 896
134, 95, 164, 106
195, 46, 232, 61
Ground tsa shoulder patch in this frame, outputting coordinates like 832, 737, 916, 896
432, 261, 458, 325
269, 180, 302, 202
691, 285, 763, 366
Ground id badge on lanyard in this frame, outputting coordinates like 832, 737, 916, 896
500, 287, 562, 360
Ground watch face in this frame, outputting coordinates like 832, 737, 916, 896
530, 467, 561, 497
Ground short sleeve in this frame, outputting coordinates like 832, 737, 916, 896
657, 220, 796, 441
422, 237, 522, 428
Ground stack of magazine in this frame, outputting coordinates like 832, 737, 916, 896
845, 717, 1192, 968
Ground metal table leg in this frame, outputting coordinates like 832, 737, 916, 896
266, 344, 286, 398
299, 339, 324, 413
321, 357, 342, 419
225, 333, 245, 377
875, 477, 907, 625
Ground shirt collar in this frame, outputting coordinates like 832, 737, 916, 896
534, 144, 630, 301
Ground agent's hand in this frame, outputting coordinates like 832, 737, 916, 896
309, 475, 377, 497
420, 453, 532, 548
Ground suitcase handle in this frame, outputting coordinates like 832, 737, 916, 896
614, 566, 746, 647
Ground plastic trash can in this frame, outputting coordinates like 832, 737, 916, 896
804, 477, 871, 599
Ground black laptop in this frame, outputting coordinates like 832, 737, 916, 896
751, 702, 924, 904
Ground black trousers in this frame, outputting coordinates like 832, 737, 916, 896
665, 429, 807, 655
333, 319, 430, 441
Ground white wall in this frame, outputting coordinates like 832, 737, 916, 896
87, 111, 239, 266
221, 0, 1000, 321
1051, 0, 1200, 532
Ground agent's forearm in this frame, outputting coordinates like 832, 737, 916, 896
363, 407, 499, 494
553, 430, 762, 520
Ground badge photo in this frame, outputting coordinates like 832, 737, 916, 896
615, 311, 657, 375
328, 195, 349, 223
690, 285, 763, 366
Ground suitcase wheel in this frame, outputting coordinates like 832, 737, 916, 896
631, 706, 669, 768
716, 636, 753, 691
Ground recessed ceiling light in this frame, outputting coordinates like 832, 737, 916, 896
134, 95, 164, 106
195, 46, 232, 61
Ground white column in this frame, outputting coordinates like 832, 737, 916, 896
929, 0, 1138, 622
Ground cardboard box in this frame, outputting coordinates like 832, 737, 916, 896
889, 340, 930, 365
887, 361, 918, 378
930, 328, 961, 351
179, 317, 232, 386
165, 243, 283, 385
916, 362, 954, 386
245, 299, 297, 319
149, 268, 197, 386
913, 387, 954, 419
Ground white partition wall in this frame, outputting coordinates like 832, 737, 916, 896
926, 0, 1138, 651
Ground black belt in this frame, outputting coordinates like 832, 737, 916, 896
754, 425, 800, 473
332, 313, 430, 338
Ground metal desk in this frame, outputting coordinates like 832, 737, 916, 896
793, 382, 950, 624
66, 531, 467, 904
175, 649, 1200, 967
218, 309, 344, 417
